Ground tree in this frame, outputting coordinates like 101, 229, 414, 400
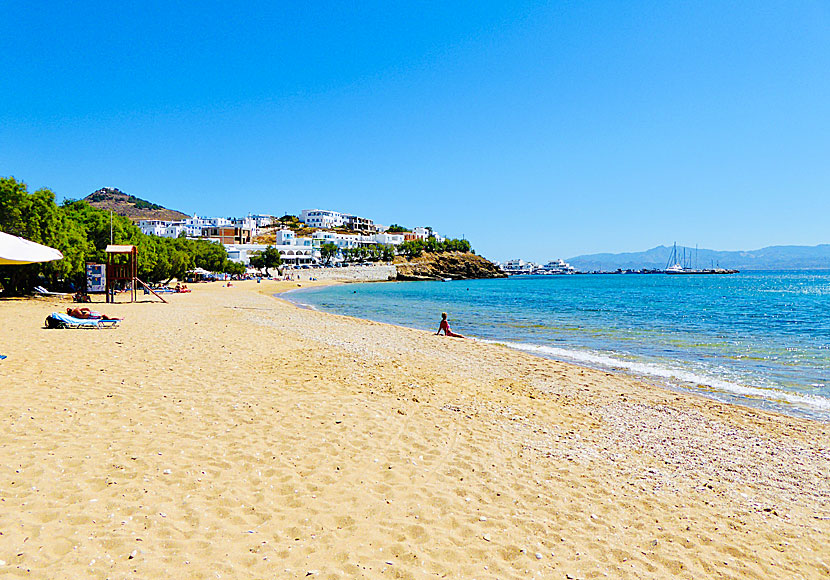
0, 176, 29, 237
398, 240, 424, 259
0, 178, 72, 294
444, 238, 471, 253
223, 260, 246, 276
320, 242, 338, 265
249, 251, 264, 271
386, 224, 410, 232
341, 247, 356, 263
379, 244, 395, 262
249, 245, 282, 275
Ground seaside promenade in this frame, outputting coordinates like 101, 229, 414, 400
0, 280, 827, 578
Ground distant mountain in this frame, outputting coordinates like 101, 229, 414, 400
567, 244, 830, 272
83, 187, 189, 221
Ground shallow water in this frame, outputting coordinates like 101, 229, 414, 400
288, 271, 830, 421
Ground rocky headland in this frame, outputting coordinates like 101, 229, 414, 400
394, 251, 506, 280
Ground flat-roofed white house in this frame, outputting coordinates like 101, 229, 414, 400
373, 233, 404, 246
311, 231, 386, 249
250, 214, 275, 228
274, 229, 297, 245
300, 208, 376, 232
300, 209, 347, 229
137, 220, 168, 237
412, 226, 446, 243
312, 231, 359, 249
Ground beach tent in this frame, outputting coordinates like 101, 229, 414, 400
0, 231, 63, 265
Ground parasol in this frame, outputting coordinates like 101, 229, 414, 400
0, 231, 64, 265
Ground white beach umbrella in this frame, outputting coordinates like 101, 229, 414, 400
0, 231, 63, 265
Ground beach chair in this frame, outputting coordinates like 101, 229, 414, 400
34, 285, 71, 297
45, 312, 120, 329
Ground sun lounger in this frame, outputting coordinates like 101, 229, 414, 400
45, 312, 120, 329
34, 285, 71, 297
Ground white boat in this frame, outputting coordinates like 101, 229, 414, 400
541, 258, 576, 275
501, 259, 536, 275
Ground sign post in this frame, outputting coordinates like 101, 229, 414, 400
86, 263, 106, 293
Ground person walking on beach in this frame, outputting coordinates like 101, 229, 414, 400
436, 312, 464, 338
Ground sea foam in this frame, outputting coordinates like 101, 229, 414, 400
485, 339, 830, 416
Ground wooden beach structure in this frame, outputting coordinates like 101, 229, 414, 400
104, 245, 136, 303
104, 245, 167, 303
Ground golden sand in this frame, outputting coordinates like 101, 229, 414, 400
1, 280, 828, 579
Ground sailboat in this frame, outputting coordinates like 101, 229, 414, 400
665, 242, 692, 274
665, 243, 738, 274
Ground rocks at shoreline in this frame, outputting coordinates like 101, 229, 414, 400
394, 252, 507, 281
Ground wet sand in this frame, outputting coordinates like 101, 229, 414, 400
1, 280, 828, 578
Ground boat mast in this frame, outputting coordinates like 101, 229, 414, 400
666, 242, 678, 270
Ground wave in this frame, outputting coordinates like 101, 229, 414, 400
483, 339, 830, 415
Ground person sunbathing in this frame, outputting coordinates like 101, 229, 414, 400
66, 307, 120, 320
435, 312, 465, 338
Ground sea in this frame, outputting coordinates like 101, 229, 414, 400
285, 271, 830, 422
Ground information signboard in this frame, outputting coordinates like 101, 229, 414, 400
86, 263, 106, 293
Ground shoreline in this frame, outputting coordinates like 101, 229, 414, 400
279, 279, 830, 424
1, 280, 827, 578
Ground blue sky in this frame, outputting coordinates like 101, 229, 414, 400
2, 1, 829, 262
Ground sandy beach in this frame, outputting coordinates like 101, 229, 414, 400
0, 280, 828, 579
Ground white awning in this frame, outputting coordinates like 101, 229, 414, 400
0, 231, 63, 265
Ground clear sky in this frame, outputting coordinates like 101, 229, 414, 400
2, 1, 829, 262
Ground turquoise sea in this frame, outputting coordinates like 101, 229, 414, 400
287, 271, 830, 422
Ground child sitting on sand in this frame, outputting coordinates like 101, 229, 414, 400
435, 312, 465, 338
73, 291, 92, 303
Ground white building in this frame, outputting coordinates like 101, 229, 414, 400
230, 216, 258, 237
301, 209, 348, 229
272, 229, 292, 245
373, 233, 404, 246
137, 214, 258, 239
412, 226, 446, 243
312, 231, 365, 249
300, 208, 375, 232
137, 220, 168, 237
225, 238, 316, 267
250, 214, 275, 228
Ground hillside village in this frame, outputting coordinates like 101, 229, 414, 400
85, 188, 460, 269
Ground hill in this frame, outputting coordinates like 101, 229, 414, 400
83, 187, 189, 221
567, 244, 830, 272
